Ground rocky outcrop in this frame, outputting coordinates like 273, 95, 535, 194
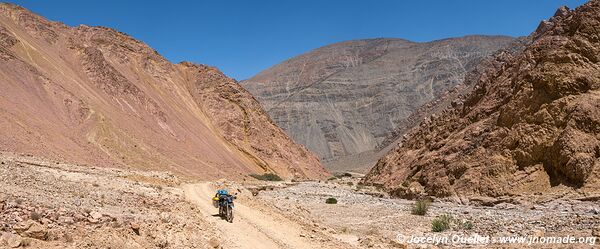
0, 153, 221, 248
241, 36, 515, 170
363, 1, 600, 199
0, 3, 328, 180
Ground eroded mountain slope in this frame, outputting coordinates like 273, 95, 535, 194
364, 3, 600, 199
0, 3, 328, 180
241, 36, 514, 169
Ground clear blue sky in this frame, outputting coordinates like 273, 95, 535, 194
6, 0, 587, 80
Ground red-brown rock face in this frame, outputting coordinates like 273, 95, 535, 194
364, 1, 600, 198
0, 3, 329, 180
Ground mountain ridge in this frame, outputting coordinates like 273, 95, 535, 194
363, 2, 600, 199
241, 35, 515, 171
0, 2, 329, 180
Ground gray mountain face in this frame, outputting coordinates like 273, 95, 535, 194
240, 36, 515, 170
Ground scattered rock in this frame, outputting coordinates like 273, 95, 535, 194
389, 238, 408, 249
1, 232, 22, 248
24, 221, 47, 240
577, 196, 600, 202
45, 229, 64, 241
58, 216, 74, 225
468, 196, 499, 207
40, 217, 52, 225
208, 237, 220, 248
520, 201, 535, 210
89, 211, 102, 220
130, 222, 140, 235
0, 153, 216, 248
73, 213, 85, 221
13, 220, 34, 233
532, 229, 545, 237
553, 5, 570, 18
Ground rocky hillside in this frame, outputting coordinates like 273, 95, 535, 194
364, 2, 600, 199
241, 36, 514, 170
0, 153, 219, 248
0, 3, 329, 180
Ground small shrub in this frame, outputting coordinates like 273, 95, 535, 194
432, 219, 446, 232
462, 220, 474, 230
325, 197, 338, 204
30, 211, 42, 221
250, 173, 283, 181
347, 182, 354, 186
432, 214, 453, 232
342, 172, 352, 178
411, 200, 430, 215
327, 176, 337, 181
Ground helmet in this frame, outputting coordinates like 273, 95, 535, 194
217, 189, 228, 195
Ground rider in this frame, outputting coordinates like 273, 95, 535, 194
213, 189, 237, 222
215, 189, 229, 204
215, 189, 237, 207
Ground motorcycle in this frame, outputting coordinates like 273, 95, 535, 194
217, 193, 236, 223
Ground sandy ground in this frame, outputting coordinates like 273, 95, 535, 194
2, 153, 598, 249
256, 179, 600, 248
183, 182, 350, 249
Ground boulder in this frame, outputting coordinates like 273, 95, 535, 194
469, 196, 500, 207
89, 211, 102, 220
130, 222, 140, 235
1, 232, 22, 248
593, 227, 600, 238
58, 216, 74, 225
24, 221, 47, 240
12, 220, 34, 233
208, 237, 220, 248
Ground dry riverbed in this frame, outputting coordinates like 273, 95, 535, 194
1, 152, 598, 249
255, 178, 600, 248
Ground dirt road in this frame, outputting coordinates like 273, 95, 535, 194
182, 183, 339, 249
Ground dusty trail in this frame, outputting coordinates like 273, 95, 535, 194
182, 183, 333, 249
